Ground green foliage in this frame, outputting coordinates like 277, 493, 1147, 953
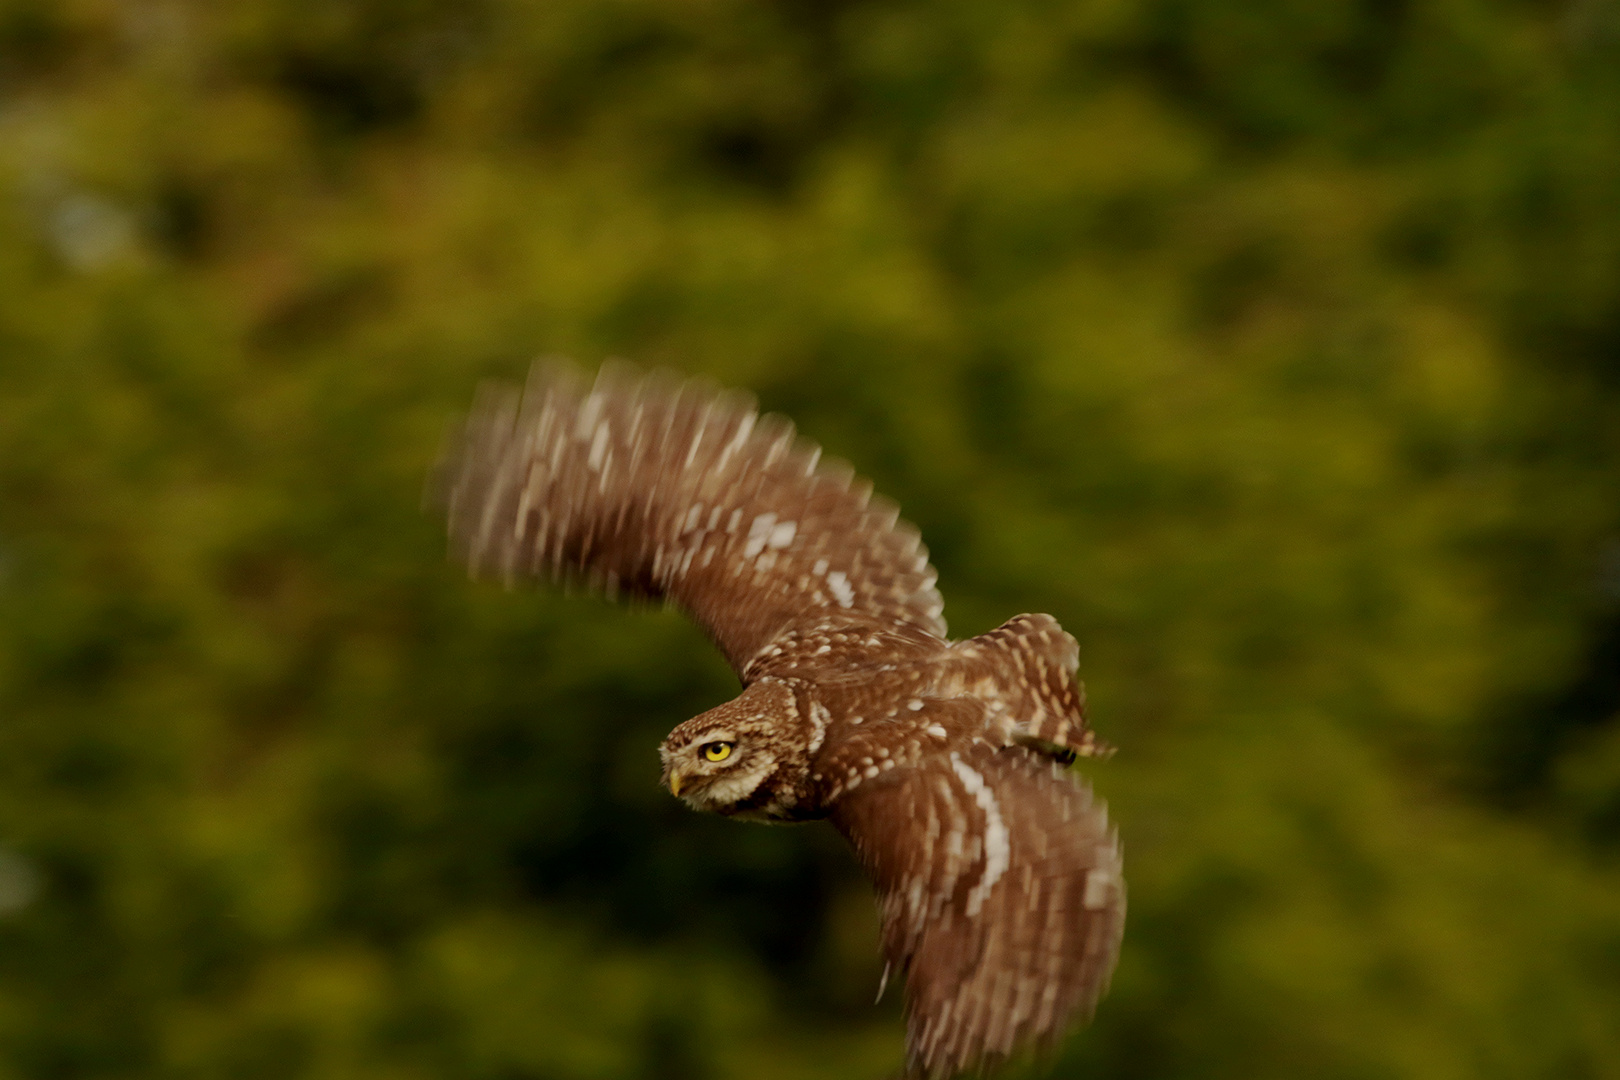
1, 1, 1618, 1077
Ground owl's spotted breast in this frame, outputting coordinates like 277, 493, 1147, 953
437, 361, 1123, 1078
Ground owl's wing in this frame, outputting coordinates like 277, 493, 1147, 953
830, 738, 1124, 1078
950, 613, 1113, 762
434, 361, 947, 678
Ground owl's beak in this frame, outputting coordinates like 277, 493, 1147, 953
667, 766, 690, 798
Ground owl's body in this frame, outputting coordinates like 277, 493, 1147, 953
670, 615, 1109, 823
437, 362, 1124, 1077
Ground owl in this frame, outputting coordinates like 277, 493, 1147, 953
436, 361, 1124, 1078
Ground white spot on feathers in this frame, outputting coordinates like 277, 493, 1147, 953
743, 512, 777, 558
684, 416, 708, 468
826, 570, 855, 608
950, 754, 1010, 917
575, 392, 603, 436
807, 701, 830, 754
1084, 866, 1116, 910
715, 412, 754, 471
587, 422, 610, 470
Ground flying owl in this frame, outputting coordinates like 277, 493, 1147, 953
435, 361, 1124, 1078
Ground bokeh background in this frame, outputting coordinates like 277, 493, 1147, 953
2, 1, 1619, 1077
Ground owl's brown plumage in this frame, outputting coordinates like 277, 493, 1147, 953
436, 360, 1124, 1077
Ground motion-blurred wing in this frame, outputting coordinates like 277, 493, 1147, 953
949, 613, 1113, 763
434, 361, 947, 678
831, 740, 1124, 1077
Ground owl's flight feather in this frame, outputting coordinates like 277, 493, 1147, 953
436, 361, 1123, 1078
439, 359, 946, 677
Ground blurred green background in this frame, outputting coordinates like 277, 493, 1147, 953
1, 1, 1619, 1077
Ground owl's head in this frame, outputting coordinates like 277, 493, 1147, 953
659, 680, 799, 815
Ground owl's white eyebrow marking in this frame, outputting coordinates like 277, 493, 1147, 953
950, 755, 1009, 917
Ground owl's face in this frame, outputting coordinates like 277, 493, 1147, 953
659, 715, 783, 815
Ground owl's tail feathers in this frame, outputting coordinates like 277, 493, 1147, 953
954, 613, 1113, 762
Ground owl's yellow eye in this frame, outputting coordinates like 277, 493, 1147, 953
702, 741, 733, 763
